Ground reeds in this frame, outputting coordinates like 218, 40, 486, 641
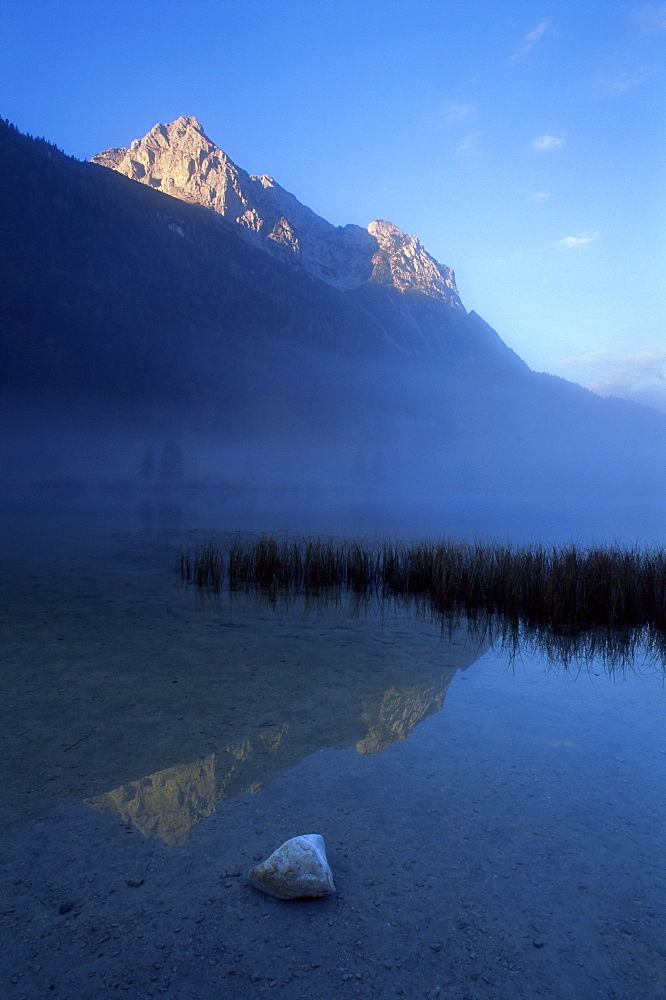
182, 535, 666, 632
177, 543, 224, 591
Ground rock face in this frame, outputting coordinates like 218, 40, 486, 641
247, 834, 336, 900
92, 116, 462, 307
367, 220, 460, 302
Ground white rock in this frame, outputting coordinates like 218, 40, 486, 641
247, 834, 335, 900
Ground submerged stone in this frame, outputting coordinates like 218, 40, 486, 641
247, 834, 335, 900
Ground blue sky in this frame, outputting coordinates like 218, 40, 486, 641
2, 0, 665, 408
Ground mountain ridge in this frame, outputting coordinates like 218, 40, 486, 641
3, 115, 525, 406
2, 116, 664, 500
92, 116, 463, 307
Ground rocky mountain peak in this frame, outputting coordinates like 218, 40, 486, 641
367, 220, 461, 304
130, 115, 208, 148
92, 118, 463, 308
367, 219, 404, 244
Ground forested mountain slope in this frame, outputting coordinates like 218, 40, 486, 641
1, 117, 664, 499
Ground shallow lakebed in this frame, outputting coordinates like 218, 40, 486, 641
1, 503, 664, 1000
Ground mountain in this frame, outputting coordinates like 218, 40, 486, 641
89, 116, 531, 371
0, 116, 524, 392
1, 116, 664, 502
92, 116, 463, 304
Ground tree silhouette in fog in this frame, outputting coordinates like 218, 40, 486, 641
158, 440, 184, 485
139, 445, 156, 482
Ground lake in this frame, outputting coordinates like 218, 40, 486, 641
1, 487, 664, 1000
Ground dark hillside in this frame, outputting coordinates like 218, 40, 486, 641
1, 119, 664, 500
0, 119, 524, 404
0, 120, 395, 400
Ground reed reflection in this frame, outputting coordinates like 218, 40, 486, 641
181, 535, 666, 674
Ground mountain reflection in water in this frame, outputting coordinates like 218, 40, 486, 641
84, 590, 665, 847
85, 630, 472, 846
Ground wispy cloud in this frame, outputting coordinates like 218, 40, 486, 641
555, 231, 600, 249
557, 347, 666, 410
418, 99, 475, 133
441, 100, 475, 124
455, 130, 484, 155
636, 3, 666, 34
532, 134, 565, 152
593, 5, 663, 97
528, 191, 550, 202
597, 65, 653, 94
509, 20, 551, 61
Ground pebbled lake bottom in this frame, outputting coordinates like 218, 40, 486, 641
1, 504, 664, 1000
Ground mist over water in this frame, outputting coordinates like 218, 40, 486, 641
3, 346, 665, 550
3, 472, 664, 552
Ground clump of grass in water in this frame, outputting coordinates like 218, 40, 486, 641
181, 535, 666, 632
178, 543, 224, 591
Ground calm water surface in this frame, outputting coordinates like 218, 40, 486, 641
1, 492, 664, 999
